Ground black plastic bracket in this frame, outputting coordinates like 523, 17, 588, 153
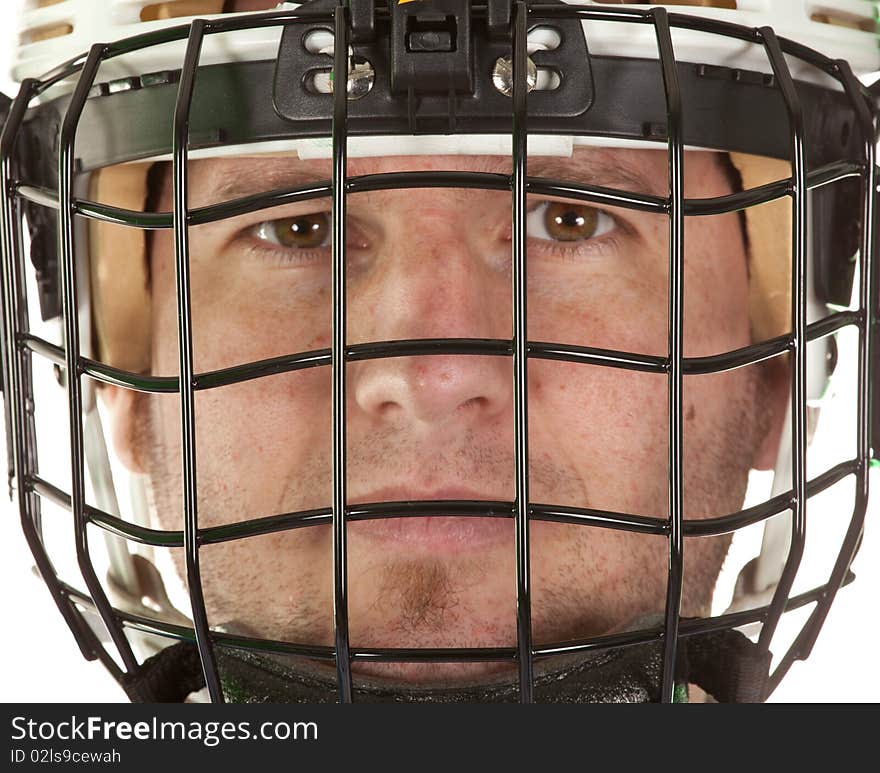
348, 0, 376, 43
0, 92, 9, 134
273, 0, 593, 134
812, 178, 859, 308
389, 0, 473, 94
19, 105, 62, 324
486, 0, 513, 40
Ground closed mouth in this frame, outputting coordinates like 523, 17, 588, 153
347, 487, 514, 555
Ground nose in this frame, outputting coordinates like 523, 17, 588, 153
349, 206, 513, 432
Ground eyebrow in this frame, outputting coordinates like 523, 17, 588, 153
210, 164, 332, 204
529, 154, 663, 196
208, 148, 664, 204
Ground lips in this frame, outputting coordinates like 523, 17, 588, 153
346, 487, 515, 555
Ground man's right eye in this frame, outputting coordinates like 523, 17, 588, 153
253, 212, 331, 249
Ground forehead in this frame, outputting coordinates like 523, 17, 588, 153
181, 147, 727, 203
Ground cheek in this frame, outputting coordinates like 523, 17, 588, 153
150, 234, 180, 377
191, 368, 333, 524
148, 232, 335, 522
530, 362, 669, 515
683, 214, 750, 357
530, 287, 667, 355
164, 226, 335, 373
526, 228, 671, 356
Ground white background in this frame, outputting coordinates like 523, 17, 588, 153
0, 1, 877, 703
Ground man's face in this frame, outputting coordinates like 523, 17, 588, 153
109, 147, 782, 684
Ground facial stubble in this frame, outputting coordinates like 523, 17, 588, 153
129, 357, 771, 658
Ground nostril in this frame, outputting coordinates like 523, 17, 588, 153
460, 396, 486, 412
378, 400, 400, 417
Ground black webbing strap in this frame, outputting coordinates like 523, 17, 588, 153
120, 641, 206, 703
679, 628, 773, 703
120, 627, 771, 703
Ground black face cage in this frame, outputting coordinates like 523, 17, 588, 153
0, 1, 878, 704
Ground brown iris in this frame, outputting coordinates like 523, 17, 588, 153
270, 213, 329, 249
544, 202, 599, 242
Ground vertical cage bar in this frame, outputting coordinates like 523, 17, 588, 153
756, 27, 808, 659
0, 83, 33, 502
0, 95, 12, 495
652, 7, 685, 704
13, 185, 46, 545
765, 61, 877, 694
837, 61, 875, 613
5, 85, 46, 543
331, 2, 353, 703
1, 79, 104, 664
511, 0, 534, 703
58, 44, 138, 673
172, 19, 223, 702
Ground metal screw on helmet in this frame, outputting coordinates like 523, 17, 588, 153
492, 54, 537, 96
327, 47, 374, 100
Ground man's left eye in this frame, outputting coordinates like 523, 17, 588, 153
527, 201, 615, 243
253, 213, 331, 249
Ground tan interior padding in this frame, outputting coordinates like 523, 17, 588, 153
25, 23, 73, 43
811, 11, 878, 34
88, 165, 153, 375
140, 0, 225, 22
24, 1, 73, 43
729, 152, 794, 342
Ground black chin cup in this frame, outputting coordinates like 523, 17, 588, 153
123, 627, 771, 704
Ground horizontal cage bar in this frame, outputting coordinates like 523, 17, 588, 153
27, 457, 858, 547
12, 160, 865, 229
19, 308, 861, 395
53, 571, 850, 664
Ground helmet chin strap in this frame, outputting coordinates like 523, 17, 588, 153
120, 624, 771, 704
